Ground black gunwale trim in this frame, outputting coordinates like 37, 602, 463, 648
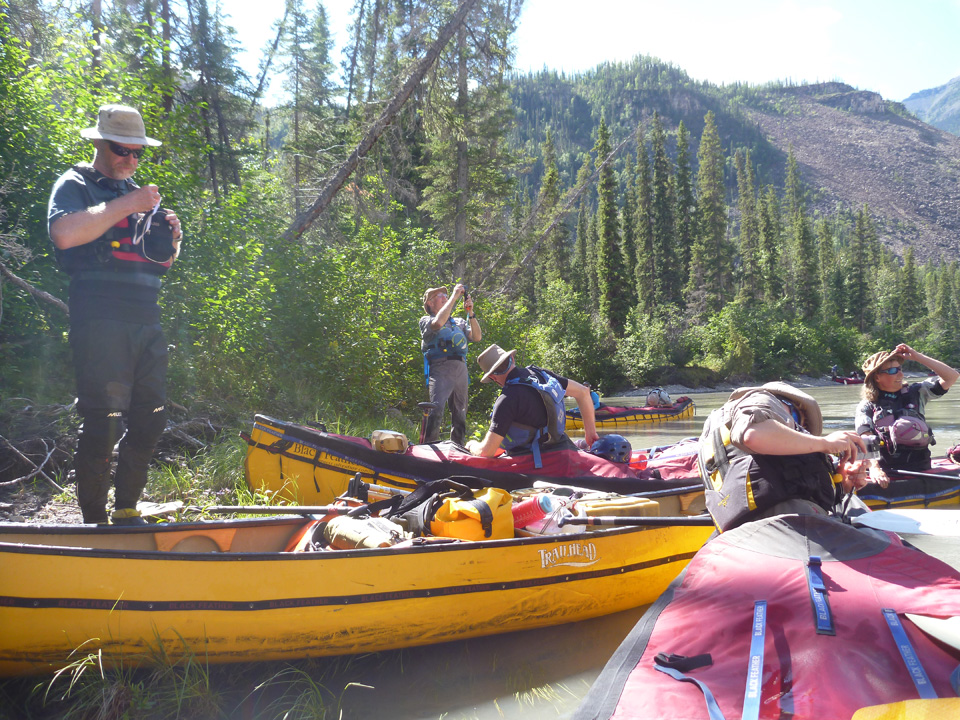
0, 550, 699, 613
0, 518, 693, 561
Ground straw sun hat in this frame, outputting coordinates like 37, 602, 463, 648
80, 104, 162, 147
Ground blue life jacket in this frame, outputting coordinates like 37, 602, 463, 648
501, 367, 567, 468
422, 318, 469, 363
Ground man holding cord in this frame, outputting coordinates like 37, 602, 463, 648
48, 104, 183, 524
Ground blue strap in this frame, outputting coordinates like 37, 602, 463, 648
806, 556, 835, 635
742, 601, 767, 720
530, 429, 543, 469
883, 609, 938, 699
653, 663, 727, 720
423, 355, 430, 388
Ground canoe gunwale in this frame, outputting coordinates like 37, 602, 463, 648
0, 517, 693, 562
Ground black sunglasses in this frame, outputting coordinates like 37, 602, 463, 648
877, 366, 902, 375
107, 141, 146, 159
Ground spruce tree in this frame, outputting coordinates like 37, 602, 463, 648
574, 201, 590, 298
734, 149, 760, 301
593, 118, 628, 331
634, 129, 654, 313
817, 218, 842, 322
619, 167, 639, 312
894, 247, 923, 328
649, 113, 676, 305
674, 120, 696, 293
847, 206, 873, 331
792, 210, 820, 321
535, 130, 570, 283
758, 185, 784, 303
685, 111, 730, 317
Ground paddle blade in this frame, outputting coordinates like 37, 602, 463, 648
853, 509, 960, 536
905, 613, 960, 652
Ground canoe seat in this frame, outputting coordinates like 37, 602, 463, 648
284, 520, 323, 552
155, 528, 237, 553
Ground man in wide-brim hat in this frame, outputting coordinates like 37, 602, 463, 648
466, 344, 599, 461
855, 343, 959, 474
698, 381, 870, 531
48, 103, 183, 525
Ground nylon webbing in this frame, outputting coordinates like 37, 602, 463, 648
883, 608, 938, 699
806, 556, 835, 635
742, 601, 767, 720
653, 655, 726, 720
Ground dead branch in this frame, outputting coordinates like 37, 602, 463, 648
0, 435, 65, 493
282, 0, 482, 242
0, 258, 69, 316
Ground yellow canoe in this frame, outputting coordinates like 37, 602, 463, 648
566, 396, 696, 429
0, 515, 713, 677
244, 414, 706, 510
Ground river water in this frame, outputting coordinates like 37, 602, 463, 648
299, 383, 960, 719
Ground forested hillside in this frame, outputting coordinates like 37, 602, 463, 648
510, 63, 960, 263
2, 0, 959, 434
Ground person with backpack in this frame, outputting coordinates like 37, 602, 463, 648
698, 382, 868, 531
855, 344, 959, 475
419, 283, 481, 445
48, 104, 183, 525
466, 344, 599, 466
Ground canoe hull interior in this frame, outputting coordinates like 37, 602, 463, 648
0, 518, 713, 677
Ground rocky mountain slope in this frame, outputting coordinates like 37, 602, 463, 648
742, 83, 960, 262
903, 76, 960, 135
511, 63, 960, 264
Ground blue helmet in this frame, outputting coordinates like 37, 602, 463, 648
589, 434, 632, 464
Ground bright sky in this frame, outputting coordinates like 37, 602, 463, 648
227, 0, 960, 103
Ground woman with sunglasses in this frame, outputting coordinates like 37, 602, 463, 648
856, 344, 959, 476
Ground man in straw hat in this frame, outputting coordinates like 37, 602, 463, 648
48, 104, 183, 525
698, 381, 870, 531
419, 282, 481, 444
855, 343, 958, 475
466, 344, 599, 466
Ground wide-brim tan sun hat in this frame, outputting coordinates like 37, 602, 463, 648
478, 344, 517, 383
727, 381, 823, 436
861, 350, 905, 385
80, 104, 161, 147
422, 286, 448, 313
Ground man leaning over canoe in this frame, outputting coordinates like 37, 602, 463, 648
466, 344, 600, 465
698, 382, 870, 532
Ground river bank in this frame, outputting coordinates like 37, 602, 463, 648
614, 372, 934, 399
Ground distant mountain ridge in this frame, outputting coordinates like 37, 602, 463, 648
509, 60, 960, 263
903, 76, 960, 135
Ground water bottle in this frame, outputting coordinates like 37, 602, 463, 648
512, 494, 557, 528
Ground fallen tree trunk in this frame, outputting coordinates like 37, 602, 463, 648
282, 0, 482, 242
